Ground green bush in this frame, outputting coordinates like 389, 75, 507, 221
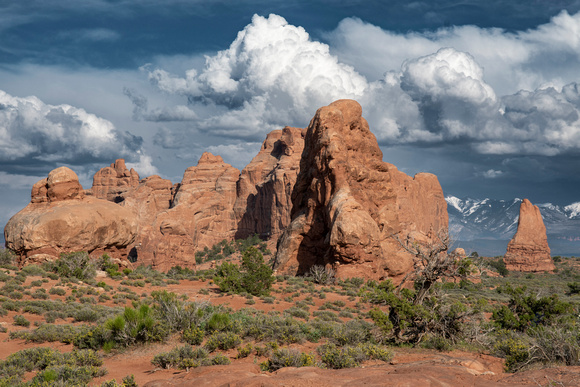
49, 287, 67, 296
317, 343, 392, 369
152, 345, 228, 370
11, 324, 87, 344
0, 248, 16, 266
0, 348, 105, 386
182, 326, 204, 345
52, 251, 97, 280
487, 258, 509, 276
13, 314, 30, 327
204, 331, 242, 352
262, 348, 315, 371
492, 285, 574, 332
214, 247, 274, 296
151, 290, 216, 332
237, 343, 253, 358
363, 280, 474, 345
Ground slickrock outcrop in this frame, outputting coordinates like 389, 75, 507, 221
91, 159, 139, 202
4, 100, 451, 277
234, 126, 305, 241
504, 199, 555, 272
4, 167, 138, 265
274, 100, 448, 281
133, 153, 239, 270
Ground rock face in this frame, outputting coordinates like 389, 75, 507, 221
274, 100, 448, 281
234, 126, 305, 241
4, 100, 451, 278
4, 167, 138, 265
132, 153, 240, 270
91, 159, 139, 202
504, 199, 555, 272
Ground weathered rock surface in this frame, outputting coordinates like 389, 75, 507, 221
91, 159, 139, 202
274, 100, 448, 281
504, 199, 555, 272
234, 126, 305, 241
4, 100, 450, 277
132, 153, 239, 270
4, 167, 138, 264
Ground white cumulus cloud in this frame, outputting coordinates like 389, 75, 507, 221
143, 14, 368, 137
136, 12, 580, 158
0, 89, 143, 164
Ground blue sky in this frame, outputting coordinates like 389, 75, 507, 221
1, 0, 580, 235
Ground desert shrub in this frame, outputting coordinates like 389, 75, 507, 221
2, 300, 19, 312
74, 307, 100, 322
363, 280, 475, 345
262, 348, 315, 371
487, 258, 509, 276
166, 265, 196, 280
0, 348, 105, 386
567, 282, 580, 295
237, 343, 253, 358
205, 312, 237, 333
244, 314, 305, 344
13, 314, 30, 327
10, 323, 86, 344
182, 326, 204, 345
151, 290, 216, 332
214, 246, 274, 296
0, 248, 16, 266
29, 280, 43, 287
330, 320, 372, 346
285, 307, 309, 320
151, 345, 212, 370
100, 374, 138, 387
312, 310, 340, 322
106, 304, 169, 347
492, 285, 574, 332
308, 265, 336, 285
317, 343, 392, 369
52, 251, 97, 280
49, 287, 67, 296
32, 288, 49, 300
204, 331, 242, 352
422, 335, 452, 351
21, 265, 47, 277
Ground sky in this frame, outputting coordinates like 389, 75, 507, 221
1, 0, 580, 236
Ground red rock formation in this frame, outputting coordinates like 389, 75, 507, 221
91, 159, 139, 202
4, 167, 138, 265
504, 199, 555, 272
4, 101, 450, 278
131, 153, 239, 270
274, 100, 448, 281
234, 126, 305, 241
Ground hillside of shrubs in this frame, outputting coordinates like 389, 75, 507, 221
0, 241, 579, 386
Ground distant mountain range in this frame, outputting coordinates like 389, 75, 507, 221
446, 196, 580, 257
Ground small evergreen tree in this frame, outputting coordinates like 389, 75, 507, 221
214, 246, 274, 296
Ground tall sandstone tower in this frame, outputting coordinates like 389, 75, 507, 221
504, 199, 555, 272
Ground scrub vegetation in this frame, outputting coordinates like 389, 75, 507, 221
0, 242, 579, 385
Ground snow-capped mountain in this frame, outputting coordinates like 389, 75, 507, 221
446, 196, 580, 240
446, 196, 580, 256
446, 196, 522, 240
